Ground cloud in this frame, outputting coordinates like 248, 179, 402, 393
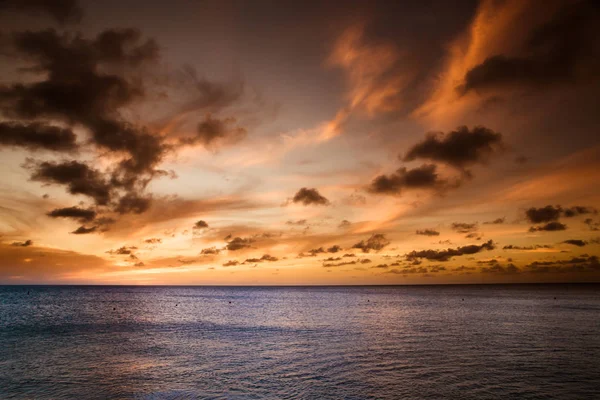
28, 160, 112, 205
194, 220, 209, 229
144, 238, 162, 244
71, 225, 97, 234
222, 260, 239, 267
503, 244, 552, 250
406, 240, 495, 262
0, 0, 83, 24
11, 239, 33, 247
107, 246, 137, 256
451, 222, 477, 233
563, 206, 597, 218
244, 254, 278, 263
562, 240, 587, 247
457, 1, 600, 95
286, 219, 307, 226
200, 247, 220, 255
0, 122, 78, 152
225, 236, 254, 251
403, 126, 504, 169
46, 206, 96, 223
480, 261, 520, 275
180, 114, 246, 148
291, 188, 330, 206
525, 205, 563, 223
483, 217, 505, 224
368, 164, 456, 195
416, 229, 440, 236
114, 193, 152, 215
529, 222, 567, 232
352, 233, 390, 253
526, 256, 600, 274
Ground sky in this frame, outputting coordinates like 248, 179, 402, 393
0, 0, 599, 285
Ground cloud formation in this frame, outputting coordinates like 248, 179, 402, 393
291, 188, 330, 206
406, 240, 495, 262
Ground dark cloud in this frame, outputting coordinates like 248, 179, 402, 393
584, 218, 600, 231
406, 240, 495, 262
11, 239, 33, 247
28, 160, 112, 205
483, 217, 505, 224
529, 222, 567, 232
562, 239, 587, 247
180, 114, 246, 148
503, 244, 552, 250
563, 206, 597, 218
451, 222, 477, 233
0, 0, 83, 24
114, 193, 151, 215
47, 206, 96, 222
71, 225, 96, 234
402, 126, 504, 169
200, 247, 220, 255
291, 188, 330, 206
144, 238, 161, 244
0, 28, 168, 218
386, 267, 429, 275
286, 219, 307, 226
0, 122, 78, 152
222, 260, 239, 267
106, 246, 137, 255
338, 220, 351, 228
368, 164, 450, 195
526, 256, 600, 274
225, 236, 254, 251
480, 261, 520, 274
416, 229, 440, 236
194, 220, 209, 229
244, 254, 278, 263
525, 205, 562, 223
371, 264, 389, 269
352, 233, 390, 253
327, 245, 342, 253
458, 1, 600, 94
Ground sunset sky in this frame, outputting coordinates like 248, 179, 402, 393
0, 0, 599, 284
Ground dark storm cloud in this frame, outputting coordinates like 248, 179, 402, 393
405, 240, 495, 262
451, 222, 477, 233
28, 160, 112, 205
46, 206, 96, 222
525, 205, 562, 223
291, 188, 330, 206
0, 122, 78, 152
562, 239, 587, 247
0, 0, 83, 24
225, 237, 254, 251
529, 222, 567, 232
71, 225, 96, 234
458, 1, 600, 94
368, 164, 459, 195
0, 28, 167, 215
11, 239, 32, 247
416, 229, 440, 236
483, 217, 505, 225
180, 114, 246, 148
352, 233, 390, 253
402, 126, 504, 169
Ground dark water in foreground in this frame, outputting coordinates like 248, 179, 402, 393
1, 285, 599, 399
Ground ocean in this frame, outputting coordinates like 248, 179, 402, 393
1, 284, 599, 399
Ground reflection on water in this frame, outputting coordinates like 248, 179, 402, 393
1, 284, 599, 399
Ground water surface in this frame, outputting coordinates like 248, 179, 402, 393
1, 284, 599, 399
